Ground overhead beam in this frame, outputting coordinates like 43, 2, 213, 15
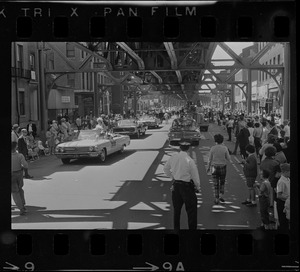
71, 42, 113, 70
163, 42, 182, 84
116, 42, 145, 70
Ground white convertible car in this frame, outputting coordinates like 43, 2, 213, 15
55, 130, 130, 164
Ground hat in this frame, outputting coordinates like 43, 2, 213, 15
280, 163, 290, 172
179, 141, 191, 146
12, 124, 19, 129
61, 118, 66, 122
52, 120, 57, 123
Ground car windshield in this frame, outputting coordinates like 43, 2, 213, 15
118, 120, 136, 126
77, 130, 99, 140
171, 119, 197, 130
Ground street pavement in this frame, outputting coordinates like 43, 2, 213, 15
11, 119, 261, 230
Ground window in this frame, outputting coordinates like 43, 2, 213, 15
17, 44, 23, 69
19, 91, 25, 115
66, 42, 75, 58
67, 73, 75, 87
277, 54, 281, 65
75, 95, 79, 106
29, 54, 35, 70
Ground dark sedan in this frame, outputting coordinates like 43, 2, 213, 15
168, 117, 201, 146
112, 119, 147, 138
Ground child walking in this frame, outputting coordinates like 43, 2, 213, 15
241, 145, 258, 207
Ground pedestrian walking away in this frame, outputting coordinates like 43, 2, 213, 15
163, 142, 201, 230
11, 141, 28, 216
237, 122, 250, 159
207, 134, 230, 205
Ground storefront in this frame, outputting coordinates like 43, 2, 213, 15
47, 87, 75, 123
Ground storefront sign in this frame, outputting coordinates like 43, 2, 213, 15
61, 96, 71, 103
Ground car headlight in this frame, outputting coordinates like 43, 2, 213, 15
94, 146, 100, 151
55, 147, 64, 153
89, 146, 94, 151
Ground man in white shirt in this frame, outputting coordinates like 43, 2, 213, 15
164, 142, 200, 230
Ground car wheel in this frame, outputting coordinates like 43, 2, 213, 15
119, 145, 125, 153
99, 149, 106, 162
61, 158, 70, 164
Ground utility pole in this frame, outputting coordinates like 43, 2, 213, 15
38, 42, 48, 132
247, 69, 252, 115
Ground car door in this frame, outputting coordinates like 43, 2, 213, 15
112, 134, 125, 152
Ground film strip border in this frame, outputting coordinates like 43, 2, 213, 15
0, 2, 296, 41
0, 1, 298, 271
1, 230, 298, 270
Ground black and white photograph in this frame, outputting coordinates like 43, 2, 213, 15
11, 41, 293, 231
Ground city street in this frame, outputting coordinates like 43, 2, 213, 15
12, 120, 261, 230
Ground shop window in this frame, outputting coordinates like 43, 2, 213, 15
17, 44, 23, 69
29, 54, 35, 70
67, 73, 75, 87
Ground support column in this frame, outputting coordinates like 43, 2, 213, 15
38, 43, 48, 132
133, 87, 137, 116
247, 69, 252, 114
111, 84, 122, 114
283, 43, 290, 120
94, 72, 98, 117
231, 85, 235, 112
222, 91, 225, 113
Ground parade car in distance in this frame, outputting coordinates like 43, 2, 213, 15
168, 117, 201, 146
138, 115, 160, 129
54, 130, 130, 164
112, 119, 147, 138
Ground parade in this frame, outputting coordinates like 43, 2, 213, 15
11, 42, 292, 230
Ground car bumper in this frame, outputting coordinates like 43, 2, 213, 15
168, 137, 201, 142
55, 152, 101, 159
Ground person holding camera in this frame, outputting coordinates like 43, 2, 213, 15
163, 142, 200, 230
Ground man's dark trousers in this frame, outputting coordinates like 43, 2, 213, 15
172, 182, 197, 230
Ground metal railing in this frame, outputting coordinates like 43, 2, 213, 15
11, 67, 31, 79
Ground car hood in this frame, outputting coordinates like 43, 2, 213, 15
57, 139, 109, 147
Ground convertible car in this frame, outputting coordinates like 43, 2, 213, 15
138, 116, 160, 129
54, 130, 130, 164
168, 117, 201, 146
112, 119, 147, 138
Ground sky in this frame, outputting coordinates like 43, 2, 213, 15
212, 42, 254, 59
